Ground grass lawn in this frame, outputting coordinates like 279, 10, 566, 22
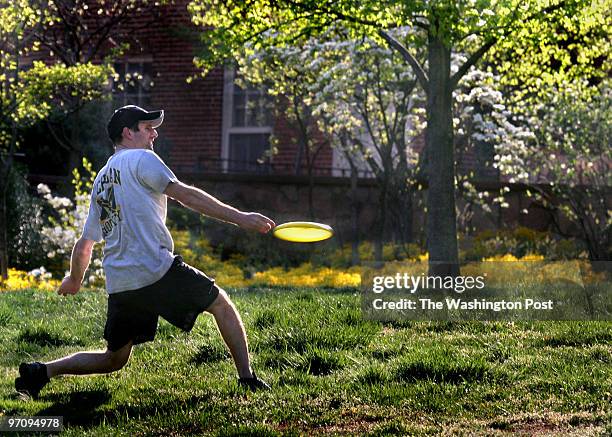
0, 287, 610, 436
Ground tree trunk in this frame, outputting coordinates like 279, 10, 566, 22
294, 137, 304, 176
0, 152, 13, 280
307, 165, 315, 221
374, 183, 387, 267
350, 163, 360, 266
398, 188, 413, 246
0, 178, 8, 280
425, 34, 459, 276
67, 107, 82, 181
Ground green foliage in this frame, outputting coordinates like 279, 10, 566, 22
0, 3, 111, 143
189, 0, 608, 269
488, 0, 610, 99
169, 215, 323, 270
494, 80, 611, 261
170, 220, 587, 271
463, 227, 585, 261
18, 61, 112, 119
189, 0, 606, 95
327, 241, 423, 268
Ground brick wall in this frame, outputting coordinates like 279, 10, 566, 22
119, 0, 335, 176
123, 0, 225, 171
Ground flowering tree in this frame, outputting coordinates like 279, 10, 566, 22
237, 27, 424, 263
189, 0, 608, 275
235, 26, 540, 263
452, 63, 537, 233
497, 82, 611, 261
37, 158, 105, 285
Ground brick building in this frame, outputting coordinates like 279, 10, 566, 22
22, 0, 559, 242
110, 0, 336, 178
100, 0, 385, 236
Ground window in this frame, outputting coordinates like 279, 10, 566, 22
112, 59, 153, 108
222, 67, 273, 173
228, 133, 271, 172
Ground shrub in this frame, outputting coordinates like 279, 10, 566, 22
327, 241, 423, 268
37, 158, 104, 285
6, 165, 47, 270
464, 227, 585, 261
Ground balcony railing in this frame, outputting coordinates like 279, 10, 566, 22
172, 157, 375, 179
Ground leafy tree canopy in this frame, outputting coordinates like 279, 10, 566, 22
189, 0, 609, 98
0, 0, 111, 143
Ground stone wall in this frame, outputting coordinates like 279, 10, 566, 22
181, 173, 588, 245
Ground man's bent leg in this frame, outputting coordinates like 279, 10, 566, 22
206, 289, 252, 379
45, 341, 133, 379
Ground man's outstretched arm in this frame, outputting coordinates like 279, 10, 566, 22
164, 181, 275, 233
58, 237, 96, 295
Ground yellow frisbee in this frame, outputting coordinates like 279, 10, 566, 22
273, 221, 334, 243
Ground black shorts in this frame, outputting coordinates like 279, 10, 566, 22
104, 256, 220, 351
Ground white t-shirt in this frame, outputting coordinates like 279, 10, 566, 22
82, 149, 178, 294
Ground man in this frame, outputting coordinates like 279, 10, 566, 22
15, 105, 275, 398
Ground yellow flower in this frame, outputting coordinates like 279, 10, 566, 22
520, 253, 545, 261
0, 269, 60, 292
251, 263, 361, 288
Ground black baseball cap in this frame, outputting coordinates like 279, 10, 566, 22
107, 105, 164, 142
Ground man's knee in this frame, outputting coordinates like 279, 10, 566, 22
206, 289, 234, 316
104, 343, 132, 372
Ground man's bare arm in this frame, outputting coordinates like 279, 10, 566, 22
164, 181, 275, 233
58, 237, 95, 295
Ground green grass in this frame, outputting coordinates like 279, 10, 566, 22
0, 288, 610, 436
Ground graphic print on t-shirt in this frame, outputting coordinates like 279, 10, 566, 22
95, 167, 122, 238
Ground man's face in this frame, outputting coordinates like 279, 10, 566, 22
128, 121, 158, 150
136, 121, 157, 150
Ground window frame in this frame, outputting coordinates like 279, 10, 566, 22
112, 56, 154, 108
221, 66, 273, 173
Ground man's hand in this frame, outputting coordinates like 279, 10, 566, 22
58, 275, 81, 295
238, 212, 276, 233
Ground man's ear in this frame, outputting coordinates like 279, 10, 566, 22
122, 126, 132, 141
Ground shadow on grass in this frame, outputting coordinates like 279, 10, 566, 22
259, 325, 376, 354
189, 343, 230, 365
36, 390, 112, 426
17, 327, 84, 347
0, 306, 13, 327
298, 349, 345, 376
537, 330, 612, 347
394, 358, 491, 384
259, 349, 345, 376
36, 390, 214, 430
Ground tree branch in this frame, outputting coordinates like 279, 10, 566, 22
378, 30, 428, 93
450, 38, 496, 88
